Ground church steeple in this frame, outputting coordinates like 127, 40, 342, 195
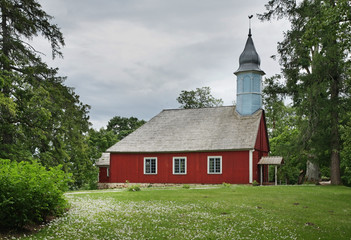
235, 28, 264, 75
234, 17, 265, 116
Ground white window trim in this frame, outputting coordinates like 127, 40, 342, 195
249, 150, 254, 183
207, 156, 222, 174
172, 157, 187, 175
144, 157, 157, 175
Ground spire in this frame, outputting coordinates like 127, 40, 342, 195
234, 16, 265, 116
248, 15, 252, 37
234, 16, 265, 75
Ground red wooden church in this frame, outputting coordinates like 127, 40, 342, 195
97, 27, 274, 188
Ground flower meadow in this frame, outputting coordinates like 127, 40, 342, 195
21, 196, 296, 239
9, 185, 351, 240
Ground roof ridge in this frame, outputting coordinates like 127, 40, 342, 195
107, 105, 263, 153
162, 105, 235, 112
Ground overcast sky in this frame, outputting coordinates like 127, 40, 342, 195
36, 0, 290, 129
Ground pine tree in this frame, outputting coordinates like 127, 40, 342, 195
0, 0, 92, 188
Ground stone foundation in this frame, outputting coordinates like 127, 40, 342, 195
97, 182, 182, 189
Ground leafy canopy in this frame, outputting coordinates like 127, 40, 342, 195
177, 87, 223, 109
107, 116, 146, 140
0, 0, 92, 188
259, 0, 351, 184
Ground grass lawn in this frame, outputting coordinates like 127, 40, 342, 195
12, 185, 351, 240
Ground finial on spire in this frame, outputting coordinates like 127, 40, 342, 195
248, 15, 253, 37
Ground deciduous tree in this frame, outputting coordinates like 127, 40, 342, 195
177, 87, 223, 109
259, 0, 351, 184
106, 116, 146, 140
0, 0, 92, 188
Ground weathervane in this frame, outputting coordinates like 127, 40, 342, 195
248, 15, 253, 37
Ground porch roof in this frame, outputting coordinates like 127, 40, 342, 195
96, 152, 110, 167
258, 156, 283, 165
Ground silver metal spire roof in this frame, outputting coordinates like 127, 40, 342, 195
234, 28, 265, 75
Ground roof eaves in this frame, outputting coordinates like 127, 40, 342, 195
108, 148, 255, 154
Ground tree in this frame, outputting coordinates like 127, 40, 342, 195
106, 116, 146, 140
340, 111, 351, 186
0, 0, 92, 188
259, 0, 351, 184
85, 128, 119, 189
263, 75, 288, 139
88, 128, 119, 157
263, 76, 304, 184
177, 87, 223, 109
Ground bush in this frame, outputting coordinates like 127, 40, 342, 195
127, 184, 141, 192
222, 182, 231, 188
252, 180, 260, 186
0, 159, 72, 229
182, 184, 190, 189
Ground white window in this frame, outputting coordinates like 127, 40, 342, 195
144, 157, 157, 174
207, 156, 222, 174
173, 157, 187, 174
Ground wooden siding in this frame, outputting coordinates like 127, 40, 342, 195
253, 113, 269, 182
110, 151, 250, 184
254, 111, 269, 153
99, 167, 109, 183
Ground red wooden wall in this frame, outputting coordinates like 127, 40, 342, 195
255, 112, 269, 153
109, 151, 250, 184
99, 167, 109, 183
254, 112, 270, 182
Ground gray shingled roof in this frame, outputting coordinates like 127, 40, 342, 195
258, 156, 284, 165
107, 106, 262, 153
96, 152, 110, 166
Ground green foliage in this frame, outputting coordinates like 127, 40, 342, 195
106, 116, 146, 140
263, 78, 303, 184
182, 184, 190, 189
0, 159, 71, 229
270, 126, 304, 184
86, 128, 119, 189
0, 0, 93, 189
260, 0, 351, 184
222, 182, 231, 188
88, 128, 119, 155
177, 87, 223, 109
340, 114, 351, 186
252, 180, 259, 186
127, 184, 141, 192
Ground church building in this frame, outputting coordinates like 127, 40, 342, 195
96, 26, 273, 188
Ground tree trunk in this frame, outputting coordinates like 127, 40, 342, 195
329, 49, 342, 185
298, 169, 305, 185
306, 160, 320, 183
330, 94, 342, 185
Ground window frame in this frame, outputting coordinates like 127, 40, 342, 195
144, 157, 157, 175
207, 156, 222, 174
172, 157, 187, 175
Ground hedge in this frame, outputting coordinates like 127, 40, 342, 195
0, 159, 71, 229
